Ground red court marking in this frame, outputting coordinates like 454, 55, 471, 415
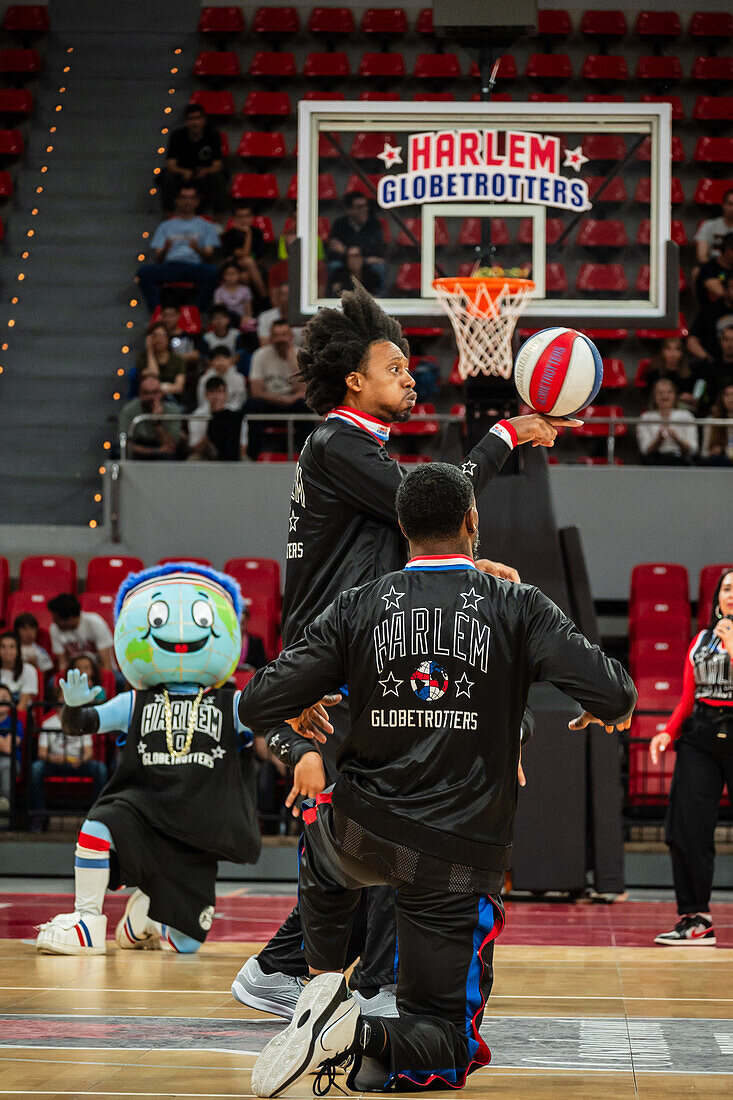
2, 894, 731, 947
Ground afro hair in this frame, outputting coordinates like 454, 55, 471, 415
297, 280, 409, 415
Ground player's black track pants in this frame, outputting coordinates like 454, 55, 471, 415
298, 794, 504, 1090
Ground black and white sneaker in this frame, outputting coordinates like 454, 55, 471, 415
251, 972, 361, 1098
654, 914, 716, 946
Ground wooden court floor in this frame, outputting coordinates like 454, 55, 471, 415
1, 931, 732, 1099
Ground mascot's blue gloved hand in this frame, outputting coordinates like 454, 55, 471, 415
59, 668, 103, 707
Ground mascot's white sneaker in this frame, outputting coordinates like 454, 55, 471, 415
115, 889, 160, 950
36, 911, 107, 955
251, 972, 361, 1098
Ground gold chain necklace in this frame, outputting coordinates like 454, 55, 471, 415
163, 687, 204, 759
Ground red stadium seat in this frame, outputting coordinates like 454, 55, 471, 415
0, 88, 32, 115
576, 264, 628, 293
360, 90, 400, 101
0, 171, 15, 197
693, 57, 733, 82
157, 556, 213, 567
635, 674, 684, 712
634, 11, 681, 39
5, 591, 53, 634
634, 265, 687, 294
0, 129, 23, 156
286, 173, 336, 201
637, 218, 687, 247
242, 593, 280, 660
361, 8, 408, 35
234, 669, 256, 690
397, 217, 449, 247
242, 91, 291, 117
193, 51, 240, 78
349, 131, 397, 159
303, 91, 346, 102
358, 52, 406, 79
584, 93, 625, 103
395, 263, 421, 293
575, 456, 624, 466
694, 178, 733, 205
636, 135, 684, 163
394, 454, 433, 464
469, 56, 516, 80
0, 556, 8, 625
695, 137, 733, 164
693, 96, 733, 121
636, 313, 689, 340
0, 48, 41, 73
20, 556, 76, 596
79, 592, 116, 632
641, 94, 684, 120
343, 173, 381, 197
230, 172, 278, 201
629, 600, 691, 645
600, 358, 627, 388
198, 7, 244, 35
458, 217, 510, 247
636, 176, 684, 205
308, 8, 354, 35
249, 51, 296, 78
631, 562, 689, 602
390, 403, 439, 438
253, 6, 299, 34
414, 53, 461, 80
519, 217, 565, 244
529, 92, 570, 102
697, 563, 733, 629
576, 220, 628, 248
189, 90, 234, 117
689, 12, 733, 40
581, 55, 628, 81
572, 404, 627, 436
636, 56, 682, 82
151, 304, 201, 334
283, 213, 328, 241
627, 716, 675, 806
537, 9, 572, 37
580, 10, 627, 37
525, 54, 572, 80
303, 52, 350, 78
413, 92, 456, 101
581, 135, 627, 161
236, 131, 286, 159
251, 214, 275, 242
586, 177, 628, 203
3, 5, 49, 33
218, 131, 230, 159
224, 557, 281, 608
631, 638, 688, 679
545, 262, 568, 293
582, 328, 628, 341
86, 556, 144, 594
256, 452, 291, 463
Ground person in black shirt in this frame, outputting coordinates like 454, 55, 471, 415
330, 245, 381, 297
220, 204, 267, 301
161, 104, 226, 216
328, 192, 387, 295
688, 270, 733, 362
241, 462, 636, 1097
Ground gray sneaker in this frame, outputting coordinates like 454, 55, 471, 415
231, 955, 307, 1019
352, 986, 399, 1018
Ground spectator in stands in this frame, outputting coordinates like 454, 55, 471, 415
220, 204, 267, 300
0, 630, 38, 709
695, 325, 733, 414
688, 271, 733, 363
137, 185, 220, 312
245, 320, 311, 460
644, 338, 696, 411
119, 372, 187, 462
327, 192, 386, 294
188, 375, 244, 462
213, 261, 257, 334
329, 244, 381, 297
135, 322, 186, 400
700, 380, 733, 466
649, 569, 733, 946
695, 188, 733, 266
695, 231, 733, 305
238, 606, 267, 671
13, 613, 53, 678
47, 596, 114, 675
196, 346, 246, 411
0, 684, 23, 818
161, 104, 226, 217
257, 283, 303, 348
159, 303, 202, 372
636, 378, 698, 466
30, 664, 109, 831
202, 305, 247, 362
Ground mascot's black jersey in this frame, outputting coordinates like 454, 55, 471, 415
240, 561, 636, 892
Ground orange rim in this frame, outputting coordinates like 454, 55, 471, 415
433, 276, 535, 304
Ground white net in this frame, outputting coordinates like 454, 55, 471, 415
433, 277, 535, 381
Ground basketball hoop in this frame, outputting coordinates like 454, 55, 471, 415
432, 276, 535, 381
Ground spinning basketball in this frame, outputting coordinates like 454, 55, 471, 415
514, 328, 603, 418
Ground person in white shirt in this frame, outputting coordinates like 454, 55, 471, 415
636, 378, 699, 466
256, 284, 303, 347
245, 320, 312, 460
0, 630, 38, 709
47, 594, 114, 673
695, 189, 733, 265
196, 346, 246, 410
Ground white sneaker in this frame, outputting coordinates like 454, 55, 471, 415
251, 972, 361, 1098
353, 986, 399, 1018
36, 911, 107, 955
115, 889, 160, 950
654, 914, 716, 946
231, 955, 306, 1019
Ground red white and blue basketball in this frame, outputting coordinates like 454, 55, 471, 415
410, 661, 449, 702
513, 328, 603, 417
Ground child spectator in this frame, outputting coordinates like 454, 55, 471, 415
644, 338, 696, 410
220, 204, 267, 299
701, 380, 733, 466
0, 630, 38, 710
0, 684, 23, 818
135, 322, 186, 400
47, 594, 114, 675
13, 613, 53, 677
637, 378, 699, 466
238, 607, 267, 671
196, 345, 246, 411
213, 262, 257, 334
203, 305, 245, 358
159, 303, 202, 370
188, 375, 244, 461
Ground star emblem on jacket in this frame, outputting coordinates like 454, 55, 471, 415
288, 512, 299, 533
379, 671, 403, 697
455, 672, 474, 699
137, 740, 147, 755
211, 745, 226, 759
382, 585, 405, 610
460, 587, 484, 611
460, 459, 477, 477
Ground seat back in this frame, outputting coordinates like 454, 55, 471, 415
19, 555, 76, 597
86, 555, 144, 594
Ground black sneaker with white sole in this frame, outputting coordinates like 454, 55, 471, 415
654, 914, 716, 946
250, 972, 361, 1098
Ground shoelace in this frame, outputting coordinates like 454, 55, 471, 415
312, 1052, 354, 1097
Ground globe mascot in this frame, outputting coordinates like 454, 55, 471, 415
36, 563, 261, 955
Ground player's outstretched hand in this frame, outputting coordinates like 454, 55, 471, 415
508, 412, 583, 448
59, 668, 103, 707
649, 731, 672, 765
476, 558, 521, 583
285, 693, 342, 743
568, 709, 633, 733
285, 751, 326, 818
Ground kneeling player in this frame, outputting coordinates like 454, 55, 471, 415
36, 564, 261, 955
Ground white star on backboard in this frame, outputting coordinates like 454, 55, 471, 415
211, 745, 226, 759
563, 145, 588, 172
455, 672, 474, 699
137, 740, 147, 754
288, 512, 299, 533
379, 671, 403, 697
382, 585, 405, 610
460, 459, 477, 477
377, 142, 403, 169
461, 587, 484, 611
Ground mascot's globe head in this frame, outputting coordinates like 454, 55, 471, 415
113, 564, 242, 689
